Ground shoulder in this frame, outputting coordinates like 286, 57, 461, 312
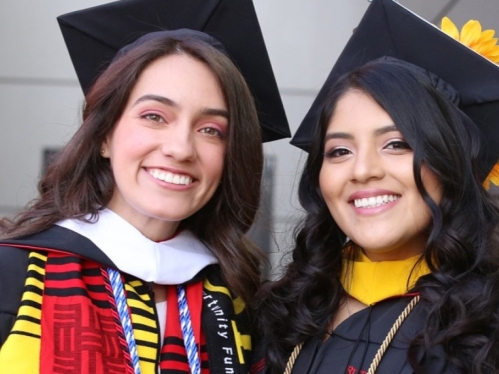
0, 244, 30, 264
0, 245, 34, 347
0, 245, 30, 313
0, 225, 115, 267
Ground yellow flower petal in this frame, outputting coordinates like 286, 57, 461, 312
480, 29, 495, 41
483, 163, 499, 190
470, 30, 496, 49
461, 20, 482, 46
441, 17, 499, 65
475, 38, 499, 54
481, 47, 499, 62
441, 17, 459, 40
488, 49, 499, 58
485, 52, 499, 63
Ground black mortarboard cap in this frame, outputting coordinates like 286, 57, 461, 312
291, 0, 499, 174
57, 0, 290, 142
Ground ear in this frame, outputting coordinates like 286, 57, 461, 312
101, 140, 110, 158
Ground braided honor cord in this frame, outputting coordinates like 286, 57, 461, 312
283, 342, 304, 374
107, 268, 142, 374
367, 295, 421, 374
178, 284, 201, 374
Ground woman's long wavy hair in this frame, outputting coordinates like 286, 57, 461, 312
258, 59, 499, 373
0, 35, 264, 306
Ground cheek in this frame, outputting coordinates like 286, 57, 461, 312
318, 170, 346, 228
205, 147, 226, 180
318, 166, 328, 195
109, 130, 154, 162
319, 168, 340, 204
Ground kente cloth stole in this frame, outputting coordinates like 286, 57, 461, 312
0, 250, 252, 374
0, 251, 46, 372
0, 251, 159, 373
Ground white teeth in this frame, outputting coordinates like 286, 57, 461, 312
353, 195, 399, 208
148, 169, 193, 185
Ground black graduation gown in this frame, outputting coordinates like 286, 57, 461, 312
0, 225, 254, 374
289, 297, 460, 374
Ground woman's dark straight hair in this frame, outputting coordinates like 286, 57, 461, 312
258, 59, 499, 373
0, 36, 265, 306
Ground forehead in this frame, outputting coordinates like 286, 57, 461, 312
326, 90, 395, 133
128, 54, 226, 108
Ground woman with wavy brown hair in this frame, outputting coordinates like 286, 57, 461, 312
0, 1, 289, 373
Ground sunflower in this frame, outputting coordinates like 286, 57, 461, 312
441, 17, 499, 189
441, 17, 499, 63
483, 163, 499, 190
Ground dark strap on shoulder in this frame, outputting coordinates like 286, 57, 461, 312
0, 225, 115, 267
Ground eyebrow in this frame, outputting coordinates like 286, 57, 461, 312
133, 94, 178, 108
201, 108, 229, 120
373, 125, 398, 137
132, 94, 229, 119
324, 124, 398, 141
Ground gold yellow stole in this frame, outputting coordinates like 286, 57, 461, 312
340, 251, 430, 305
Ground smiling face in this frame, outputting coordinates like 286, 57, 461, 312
101, 54, 228, 240
319, 89, 442, 261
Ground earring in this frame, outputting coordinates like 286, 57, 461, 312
100, 148, 106, 156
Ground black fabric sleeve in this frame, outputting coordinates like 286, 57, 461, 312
0, 246, 29, 347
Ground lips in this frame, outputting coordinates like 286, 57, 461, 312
353, 194, 399, 208
147, 168, 193, 185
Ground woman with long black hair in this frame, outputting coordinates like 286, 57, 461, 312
257, 1, 499, 373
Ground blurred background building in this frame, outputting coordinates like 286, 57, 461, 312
1, 0, 497, 274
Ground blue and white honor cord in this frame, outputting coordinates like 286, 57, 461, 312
107, 268, 142, 374
107, 269, 200, 374
177, 284, 201, 374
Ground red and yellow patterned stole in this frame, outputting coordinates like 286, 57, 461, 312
0, 250, 251, 374
0, 251, 161, 373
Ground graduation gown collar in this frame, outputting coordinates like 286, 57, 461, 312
55, 208, 218, 285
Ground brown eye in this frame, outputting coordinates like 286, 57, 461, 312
324, 147, 351, 159
385, 140, 411, 150
200, 126, 224, 138
142, 113, 164, 122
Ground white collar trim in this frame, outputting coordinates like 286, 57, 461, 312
56, 208, 218, 284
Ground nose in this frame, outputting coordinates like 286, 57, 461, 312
160, 122, 196, 161
350, 146, 385, 183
